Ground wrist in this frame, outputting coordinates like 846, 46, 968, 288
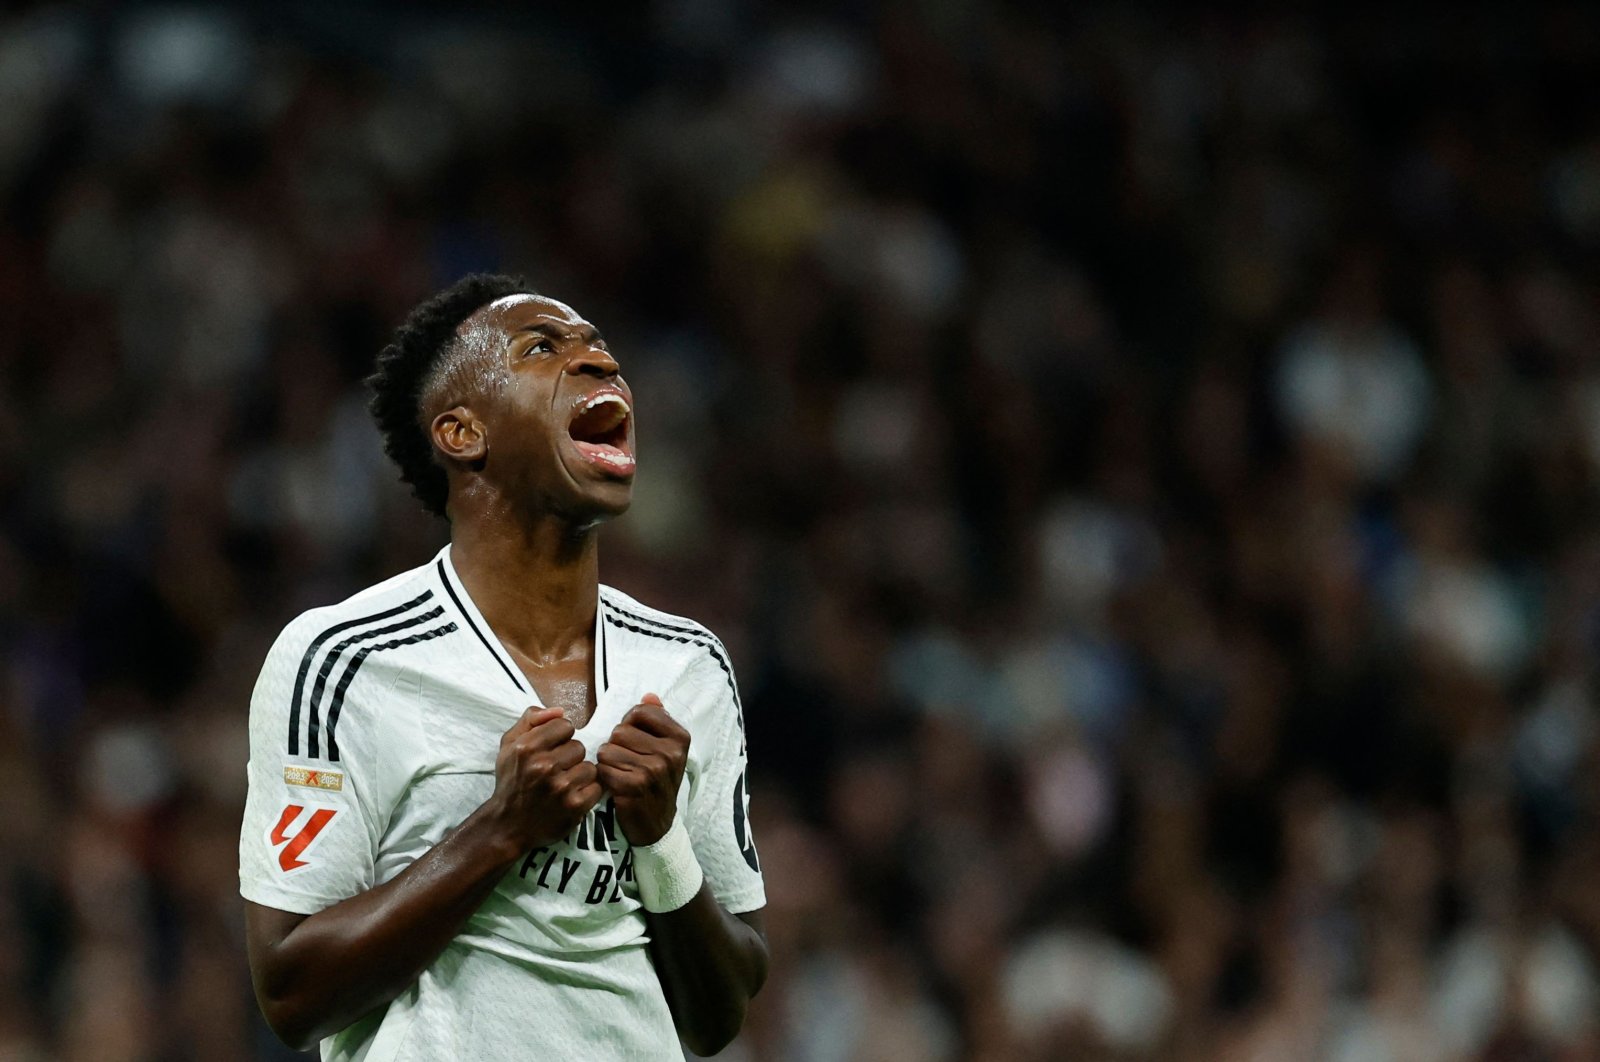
460, 799, 530, 868
631, 817, 703, 913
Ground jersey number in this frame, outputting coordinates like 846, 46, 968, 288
269, 803, 338, 873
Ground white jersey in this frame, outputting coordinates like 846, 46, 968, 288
239, 545, 765, 1061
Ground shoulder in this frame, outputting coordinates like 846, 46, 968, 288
254, 559, 458, 761
267, 561, 448, 669
599, 586, 733, 664
599, 585, 717, 636
599, 586, 742, 709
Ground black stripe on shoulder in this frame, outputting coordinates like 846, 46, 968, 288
289, 590, 434, 755
305, 605, 445, 758
436, 560, 526, 694
325, 622, 459, 762
602, 609, 743, 724
602, 602, 741, 710
603, 600, 719, 644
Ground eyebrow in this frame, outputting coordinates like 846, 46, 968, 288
512, 320, 606, 346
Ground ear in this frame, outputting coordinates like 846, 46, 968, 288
430, 406, 488, 469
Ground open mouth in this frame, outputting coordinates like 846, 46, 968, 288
567, 391, 635, 474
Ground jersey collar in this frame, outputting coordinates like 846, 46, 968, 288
432, 545, 610, 705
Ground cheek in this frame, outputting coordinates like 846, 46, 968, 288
498, 385, 558, 443
498, 404, 570, 479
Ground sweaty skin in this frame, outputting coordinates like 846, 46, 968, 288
245, 295, 768, 1054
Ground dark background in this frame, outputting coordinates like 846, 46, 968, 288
4, 3, 1600, 1059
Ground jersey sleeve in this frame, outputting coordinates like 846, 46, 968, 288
239, 616, 412, 915
682, 648, 766, 915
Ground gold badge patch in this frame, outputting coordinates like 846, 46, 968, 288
284, 766, 344, 792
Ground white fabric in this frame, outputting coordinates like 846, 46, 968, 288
632, 818, 704, 913
239, 546, 764, 1061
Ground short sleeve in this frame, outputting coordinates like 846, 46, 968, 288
239, 616, 411, 916
682, 651, 766, 915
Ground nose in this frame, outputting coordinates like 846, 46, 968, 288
566, 344, 619, 378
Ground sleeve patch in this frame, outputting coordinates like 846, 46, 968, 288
267, 803, 340, 874
284, 766, 344, 791
732, 769, 760, 873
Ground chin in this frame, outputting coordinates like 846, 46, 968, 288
562, 483, 634, 528
591, 490, 633, 521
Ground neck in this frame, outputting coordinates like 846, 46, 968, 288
447, 500, 600, 665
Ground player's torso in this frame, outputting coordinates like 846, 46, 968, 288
366, 577, 710, 960
256, 551, 745, 1061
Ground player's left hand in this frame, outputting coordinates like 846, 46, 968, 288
597, 693, 691, 846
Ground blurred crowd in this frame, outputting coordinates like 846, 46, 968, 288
3, 3, 1600, 1060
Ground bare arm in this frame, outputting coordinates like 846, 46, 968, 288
245, 708, 600, 1051
599, 698, 769, 1056
645, 902, 769, 1056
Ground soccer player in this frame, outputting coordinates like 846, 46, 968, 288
239, 275, 768, 1060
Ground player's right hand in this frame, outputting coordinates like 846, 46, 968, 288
486, 707, 601, 850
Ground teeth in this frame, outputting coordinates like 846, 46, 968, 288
581, 392, 630, 414
592, 448, 634, 467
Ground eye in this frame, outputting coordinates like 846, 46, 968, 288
526, 338, 554, 356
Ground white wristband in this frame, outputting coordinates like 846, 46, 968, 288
631, 817, 703, 913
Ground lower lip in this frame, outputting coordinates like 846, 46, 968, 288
572, 440, 636, 476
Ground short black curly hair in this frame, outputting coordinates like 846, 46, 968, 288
367, 272, 535, 517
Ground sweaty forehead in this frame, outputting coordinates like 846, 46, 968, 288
470, 293, 588, 336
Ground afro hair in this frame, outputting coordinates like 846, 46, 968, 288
367, 272, 534, 517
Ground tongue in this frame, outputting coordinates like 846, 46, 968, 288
574, 439, 634, 469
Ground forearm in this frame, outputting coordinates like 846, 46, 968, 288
247, 804, 521, 1050
598, 699, 768, 1054
645, 889, 768, 1056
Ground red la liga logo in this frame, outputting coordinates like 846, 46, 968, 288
268, 803, 338, 873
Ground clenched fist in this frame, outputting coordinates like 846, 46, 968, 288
484, 707, 603, 851
596, 694, 691, 846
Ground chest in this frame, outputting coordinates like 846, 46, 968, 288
504, 647, 595, 728
402, 629, 701, 774
374, 635, 717, 947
